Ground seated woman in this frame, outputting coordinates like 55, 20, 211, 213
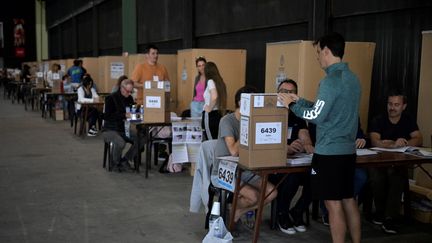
213, 86, 277, 228
76, 76, 100, 136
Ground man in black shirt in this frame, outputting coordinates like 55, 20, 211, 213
368, 91, 423, 234
102, 79, 143, 171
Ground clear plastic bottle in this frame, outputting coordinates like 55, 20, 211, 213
131, 104, 137, 120
208, 201, 221, 231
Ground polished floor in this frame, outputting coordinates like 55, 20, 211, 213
0, 88, 431, 243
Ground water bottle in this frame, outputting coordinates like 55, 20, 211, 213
131, 104, 137, 120
208, 201, 221, 231
245, 210, 255, 229
140, 105, 144, 119
124, 120, 130, 138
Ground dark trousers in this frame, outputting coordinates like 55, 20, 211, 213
77, 107, 100, 130
201, 110, 222, 141
269, 172, 311, 216
369, 166, 407, 219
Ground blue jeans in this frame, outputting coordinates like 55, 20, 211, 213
190, 101, 205, 118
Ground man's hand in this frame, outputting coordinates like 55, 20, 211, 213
277, 93, 298, 108
394, 138, 408, 147
355, 138, 366, 148
287, 139, 304, 154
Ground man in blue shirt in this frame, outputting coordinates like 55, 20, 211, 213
278, 32, 361, 243
67, 59, 84, 89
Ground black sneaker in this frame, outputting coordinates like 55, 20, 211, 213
381, 218, 397, 234
278, 214, 296, 235
290, 211, 306, 232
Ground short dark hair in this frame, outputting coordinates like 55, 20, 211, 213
277, 79, 298, 92
387, 89, 407, 104
144, 44, 159, 54
73, 59, 80, 66
314, 32, 345, 59
235, 85, 258, 108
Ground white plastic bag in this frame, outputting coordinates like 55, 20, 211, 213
202, 217, 233, 243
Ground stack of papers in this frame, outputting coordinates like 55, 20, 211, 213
287, 153, 312, 165
356, 149, 378, 156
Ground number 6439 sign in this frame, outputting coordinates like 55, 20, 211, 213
255, 122, 282, 144
217, 160, 237, 192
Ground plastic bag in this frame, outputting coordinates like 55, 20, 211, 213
202, 217, 233, 243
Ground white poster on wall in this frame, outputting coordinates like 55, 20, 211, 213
110, 62, 124, 79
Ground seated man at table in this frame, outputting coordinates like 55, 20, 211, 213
368, 90, 422, 234
102, 79, 144, 171
213, 85, 277, 228
76, 76, 100, 136
269, 79, 314, 235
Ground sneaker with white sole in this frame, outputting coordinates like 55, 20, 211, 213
381, 218, 397, 234
290, 211, 307, 232
278, 215, 296, 235
87, 129, 97, 136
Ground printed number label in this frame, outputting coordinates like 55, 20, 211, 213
217, 160, 237, 192
260, 127, 277, 133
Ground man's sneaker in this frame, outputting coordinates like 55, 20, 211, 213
372, 217, 384, 225
322, 214, 330, 226
90, 125, 98, 132
290, 211, 307, 232
278, 215, 296, 235
89, 127, 98, 134
381, 218, 397, 234
87, 130, 97, 136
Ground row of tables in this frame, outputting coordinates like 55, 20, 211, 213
225, 151, 432, 243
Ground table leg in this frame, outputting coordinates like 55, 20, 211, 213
229, 169, 243, 231
252, 173, 268, 243
135, 126, 141, 173
145, 127, 152, 178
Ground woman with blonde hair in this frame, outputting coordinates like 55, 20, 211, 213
202, 62, 227, 140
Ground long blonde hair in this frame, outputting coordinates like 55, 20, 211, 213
204, 62, 227, 114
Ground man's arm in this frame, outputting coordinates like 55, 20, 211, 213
224, 136, 239, 156
407, 130, 423, 147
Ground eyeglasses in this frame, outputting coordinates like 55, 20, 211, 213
121, 86, 134, 94
278, 88, 297, 94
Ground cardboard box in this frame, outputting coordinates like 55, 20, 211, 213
143, 81, 170, 123
417, 31, 432, 147
176, 49, 246, 115
239, 93, 288, 168
54, 110, 64, 121
52, 80, 62, 93
265, 40, 375, 131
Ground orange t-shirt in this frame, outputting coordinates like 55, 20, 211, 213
131, 62, 170, 103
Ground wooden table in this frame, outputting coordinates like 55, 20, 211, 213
27, 87, 51, 111
75, 101, 104, 138
134, 122, 172, 178
227, 152, 432, 243
43, 92, 77, 119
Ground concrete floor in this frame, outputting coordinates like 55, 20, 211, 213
1, 89, 431, 243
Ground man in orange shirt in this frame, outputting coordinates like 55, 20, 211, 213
131, 44, 170, 104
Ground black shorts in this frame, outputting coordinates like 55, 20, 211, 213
310, 153, 356, 200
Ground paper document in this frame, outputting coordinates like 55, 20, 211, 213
287, 153, 312, 165
370, 146, 419, 153
356, 149, 378, 156
217, 156, 240, 163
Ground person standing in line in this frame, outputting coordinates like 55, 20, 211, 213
202, 62, 227, 140
190, 56, 207, 118
278, 32, 361, 243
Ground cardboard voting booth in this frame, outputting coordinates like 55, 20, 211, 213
265, 40, 375, 131
143, 81, 171, 123
98, 56, 129, 93
176, 49, 246, 115
239, 93, 288, 168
